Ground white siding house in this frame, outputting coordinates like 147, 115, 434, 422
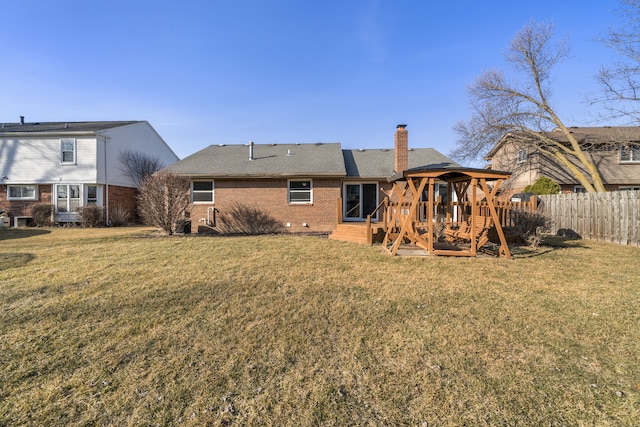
0, 119, 178, 226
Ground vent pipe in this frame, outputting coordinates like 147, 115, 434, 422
19, 116, 24, 125
249, 140, 254, 161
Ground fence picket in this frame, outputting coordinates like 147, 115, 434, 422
540, 190, 640, 246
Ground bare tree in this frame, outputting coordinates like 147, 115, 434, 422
595, 0, 640, 122
119, 149, 164, 187
453, 21, 606, 193
137, 172, 191, 235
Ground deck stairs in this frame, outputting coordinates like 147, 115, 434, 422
328, 222, 385, 245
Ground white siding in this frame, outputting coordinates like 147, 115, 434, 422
0, 136, 98, 184
98, 122, 179, 188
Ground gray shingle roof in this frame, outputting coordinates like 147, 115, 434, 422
0, 121, 141, 134
343, 148, 460, 178
164, 143, 347, 177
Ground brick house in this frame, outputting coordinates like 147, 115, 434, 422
163, 125, 459, 234
0, 118, 179, 226
486, 126, 640, 195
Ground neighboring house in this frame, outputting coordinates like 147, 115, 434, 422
486, 126, 640, 195
0, 118, 179, 226
163, 125, 459, 234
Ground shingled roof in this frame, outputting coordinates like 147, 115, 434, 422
343, 148, 459, 178
164, 143, 347, 178
0, 120, 142, 134
165, 142, 459, 179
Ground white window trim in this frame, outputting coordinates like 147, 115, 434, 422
61, 138, 77, 165
288, 179, 313, 204
191, 180, 215, 203
55, 184, 81, 214
7, 184, 39, 201
620, 145, 640, 163
574, 185, 586, 193
85, 184, 102, 206
516, 148, 528, 164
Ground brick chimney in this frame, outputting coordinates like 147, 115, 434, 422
394, 124, 408, 173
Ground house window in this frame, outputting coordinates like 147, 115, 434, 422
87, 185, 98, 205
619, 186, 640, 191
574, 186, 587, 193
288, 180, 312, 204
56, 184, 80, 213
7, 185, 38, 200
620, 144, 640, 163
517, 149, 528, 163
61, 138, 76, 164
192, 181, 214, 203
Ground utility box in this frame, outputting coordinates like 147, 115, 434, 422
0, 217, 9, 228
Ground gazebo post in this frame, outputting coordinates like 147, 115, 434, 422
427, 177, 435, 254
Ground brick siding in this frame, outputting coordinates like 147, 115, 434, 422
188, 178, 342, 233
107, 185, 138, 223
0, 184, 53, 223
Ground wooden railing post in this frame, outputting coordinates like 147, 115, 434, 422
366, 214, 373, 245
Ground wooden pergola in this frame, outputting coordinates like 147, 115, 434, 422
382, 167, 513, 258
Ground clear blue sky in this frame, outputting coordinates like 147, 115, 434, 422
0, 0, 625, 162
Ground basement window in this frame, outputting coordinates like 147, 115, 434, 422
288, 180, 312, 204
191, 181, 214, 203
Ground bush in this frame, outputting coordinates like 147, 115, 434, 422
137, 172, 190, 235
218, 202, 283, 235
79, 205, 103, 228
524, 176, 560, 195
31, 204, 54, 227
109, 203, 131, 227
511, 210, 549, 247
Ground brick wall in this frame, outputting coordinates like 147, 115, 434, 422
188, 178, 342, 234
107, 185, 138, 223
0, 185, 53, 223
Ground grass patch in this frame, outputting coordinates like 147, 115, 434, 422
1, 227, 639, 425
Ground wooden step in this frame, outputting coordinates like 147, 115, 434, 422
329, 223, 383, 245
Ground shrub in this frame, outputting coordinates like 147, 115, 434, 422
217, 202, 283, 235
31, 204, 54, 227
511, 209, 549, 247
79, 205, 103, 228
137, 172, 190, 235
524, 176, 560, 195
109, 203, 131, 227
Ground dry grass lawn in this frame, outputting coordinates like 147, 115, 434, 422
0, 226, 639, 426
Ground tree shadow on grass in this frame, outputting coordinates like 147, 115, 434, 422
0, 228, 51, 241
0, 253, 36, 270
508, 235, 589, 258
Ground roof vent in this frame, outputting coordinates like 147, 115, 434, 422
19, 116, 24, 125
249, 140, 254, 161
287, 149, 292, 156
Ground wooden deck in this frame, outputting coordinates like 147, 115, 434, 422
328, 222, 385, 245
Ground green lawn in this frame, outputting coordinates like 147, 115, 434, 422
1, 227, 638, 426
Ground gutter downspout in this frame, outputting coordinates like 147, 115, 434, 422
99, 135, 111, 225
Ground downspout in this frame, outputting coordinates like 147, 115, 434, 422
99, 135, 111, 225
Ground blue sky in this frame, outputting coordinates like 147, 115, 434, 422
0, 0, 625, 162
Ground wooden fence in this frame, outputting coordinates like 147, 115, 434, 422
540, 191, 640, 246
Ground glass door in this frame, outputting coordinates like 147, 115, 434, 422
344, 183, 378, 221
